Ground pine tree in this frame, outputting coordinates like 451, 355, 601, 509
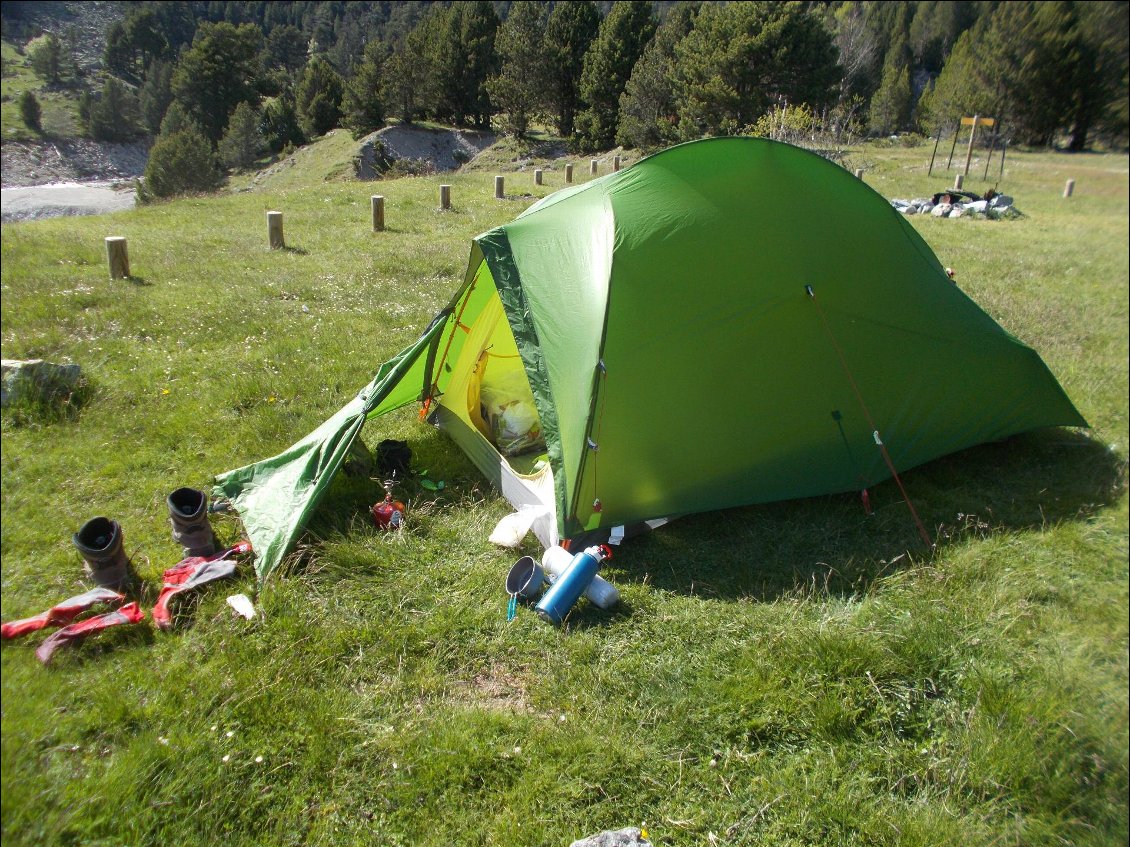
921, 1, 1118, 147
420, 5, 465, 124
616, 2, 699, 150
296, 55, 344, 137
88, 78, 141, 142
343, 40, 386, 139
171, 22, 263, 143
868, 57, 912, 135
219, 101, 263, 169
382, 44, 429, 124
487, 1, 550, 137
159, 100, 198, 137
909, 0, 980, 76
142, 126, 224, 199
456, 1, 500, 129
574, 1, 657, 152
868, 7, 913, 135
27, 32, 63, 84
1075, 1, 1129, 150
139, 59, 174, 135
18, 90, 42, 133
543, 1, 601, 137
261, 93, 306, 153
673, 3, 839, 140
264, 24, 308, 73
385, 8, 444, 124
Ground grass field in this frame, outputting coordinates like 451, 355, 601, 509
1, 40, 84, 142
1, 136, 1127, 846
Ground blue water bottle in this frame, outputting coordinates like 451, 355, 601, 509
535, 544, 612, 625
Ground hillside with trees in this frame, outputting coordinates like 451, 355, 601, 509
2, 1, 1126, 196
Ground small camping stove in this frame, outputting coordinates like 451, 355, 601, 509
371, 477, 405, 530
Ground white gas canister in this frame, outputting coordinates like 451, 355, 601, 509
542, 545, 621, 610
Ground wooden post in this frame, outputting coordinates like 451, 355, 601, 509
854, 168, 864, 179
105, 236, 129, 280
590, 159, 598, 176
962, 114, 978, 177
534, 169, 543, 185
371, 195, 385, 232
1064, 179, 1075, 198
953, 173, 964, 190
440, 184, 451, 210
565, 163, 573, 183
267, 211, 284, 250
983, 134, 996, 181
613, 155, 621, 171
945, 129, 960, 170
928, 129, 941, 176
494, 175, 504, 199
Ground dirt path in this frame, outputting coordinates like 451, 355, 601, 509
1, 139, 147, 222
0, 181, 135, 222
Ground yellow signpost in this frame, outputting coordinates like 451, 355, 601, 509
943, 116, 997, 177
962, 115, 995, 176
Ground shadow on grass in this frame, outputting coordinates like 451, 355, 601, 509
617, 428, 1124, 603
41, 619, 155, 668
294, 427, 1124, 608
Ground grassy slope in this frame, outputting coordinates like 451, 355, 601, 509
1, 39, 83, 141
1, 136, 1127, 847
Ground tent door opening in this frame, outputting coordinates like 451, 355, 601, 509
433, 264, 558, 547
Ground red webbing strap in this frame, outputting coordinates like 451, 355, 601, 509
806, 286, 934, 550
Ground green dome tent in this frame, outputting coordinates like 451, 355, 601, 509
215, 137, 1086, 582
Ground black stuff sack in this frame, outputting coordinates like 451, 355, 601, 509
376, 439, 412, 478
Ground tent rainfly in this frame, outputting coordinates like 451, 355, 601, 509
214, 137, 1086, 582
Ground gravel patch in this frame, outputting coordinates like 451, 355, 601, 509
1, 139, 150, 187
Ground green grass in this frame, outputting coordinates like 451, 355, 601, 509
1, 39, 83, 142
1, 140, 1127, 847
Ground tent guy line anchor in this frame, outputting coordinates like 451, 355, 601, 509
806, 284, 934, 550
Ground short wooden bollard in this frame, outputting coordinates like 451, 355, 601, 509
371, 195, 385, 232
494, 175, 504, 199
1064, 179, 1075, 198
590, 159, 598, 176
440, 184, 451, 210
854, 167, 864, 179
613, 155, 621, 171
267, 211, 285, 249
105, 236, 129, 280
953, 173, 964, 190
565, 163, 573, 183
534, 169, 543, 186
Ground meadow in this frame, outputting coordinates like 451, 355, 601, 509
1, 136, 1127, 846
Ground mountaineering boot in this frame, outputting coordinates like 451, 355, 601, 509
167, 487, 217, 558
72, 517, 132, 590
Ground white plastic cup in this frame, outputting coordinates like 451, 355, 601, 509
542, 546, 620, 610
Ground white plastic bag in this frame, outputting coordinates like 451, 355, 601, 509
479, 368, 545, 456
489, 506, 549, 548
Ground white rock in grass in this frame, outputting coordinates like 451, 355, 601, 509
570, 828, 651, 847
1, 359, 81, 407
931, 203, 952, 217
